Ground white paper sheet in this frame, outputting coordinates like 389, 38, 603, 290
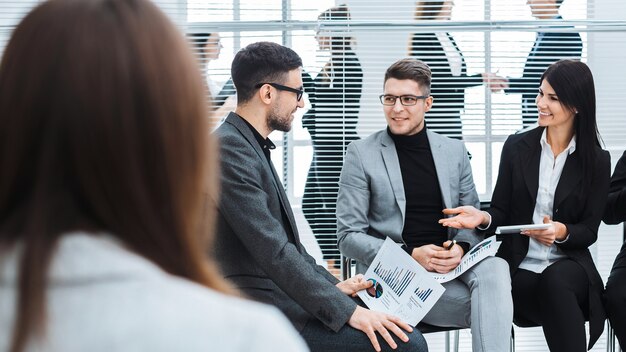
431, 235, 501, 283
357, 237, 445, 326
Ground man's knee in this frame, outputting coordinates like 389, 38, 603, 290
393, 330, 428, 352
467, 256, 511, 288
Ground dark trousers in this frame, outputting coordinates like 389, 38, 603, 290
512, 260, 590, 352
605, 244, 626, 347
300, 318, 428, 352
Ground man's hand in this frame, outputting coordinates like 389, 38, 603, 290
429, 240, 463, 273
410, 244, 445, 272
521, 216, 567, 246
348, 306, 413, 352
439, 206, 488, 229
336, 274, 372, 297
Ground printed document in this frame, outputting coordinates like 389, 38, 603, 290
431, 236, 501, 283
357, 237, 445, 326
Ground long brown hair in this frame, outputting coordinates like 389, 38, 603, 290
0, 0, 231, 351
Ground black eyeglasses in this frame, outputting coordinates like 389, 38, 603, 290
256, 82, 304, 102
379, 94, 429, 106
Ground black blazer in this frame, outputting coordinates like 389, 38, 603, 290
603, 151, 626, 271
302, 51, 362, 146
506, 24, 582, 125
409, 32, 482, 116
485, 127, 610, 348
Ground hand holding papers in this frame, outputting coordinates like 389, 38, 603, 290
431, 236, 500, 283
357, 238, 445, 326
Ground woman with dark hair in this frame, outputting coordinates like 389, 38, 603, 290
0, 1, 306, 352
302, 4, 363, 271
439, 59, 610, 351
188, 32, 236, 117
409, 0, 505, 139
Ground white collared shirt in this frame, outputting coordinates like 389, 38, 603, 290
435, 32, 462, 77
519, 129, 576, 273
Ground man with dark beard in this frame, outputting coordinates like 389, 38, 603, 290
212, 41, 427, 352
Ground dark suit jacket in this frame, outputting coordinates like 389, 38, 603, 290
301, 51, 362, 218
485, 127, 610, 348
409, 32, 482, 137
302, 51, 362, 144
212, 113, 356, 333
506, 23, 582, 126
603, 151, 626, 271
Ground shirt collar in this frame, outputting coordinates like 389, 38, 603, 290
238, 114, 276, 152
540, 128, 576, 155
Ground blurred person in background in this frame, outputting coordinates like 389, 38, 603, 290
409, 0, 506, 139
302, 4, 363, 273
0, 1, 307, 352
503, 0, 582, 128
189, 32, 236, 119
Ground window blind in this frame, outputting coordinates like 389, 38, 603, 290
2, 1, 625, 350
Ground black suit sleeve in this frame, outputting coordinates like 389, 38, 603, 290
604, 151, 626, 225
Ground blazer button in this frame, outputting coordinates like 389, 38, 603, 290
555, 209, 559, 213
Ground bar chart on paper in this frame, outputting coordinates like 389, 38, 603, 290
372, 262, 416, 297
415, 287, 434, 302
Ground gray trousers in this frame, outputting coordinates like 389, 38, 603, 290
421, 256, 513, 352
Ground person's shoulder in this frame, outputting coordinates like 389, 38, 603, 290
128, 274, 307, 351
592, 144, 611, 164
350, 130, 384, 150
428, 130, 462, 145
508, 126, 541, 146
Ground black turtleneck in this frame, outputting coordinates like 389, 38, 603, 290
388, 128, 448, 252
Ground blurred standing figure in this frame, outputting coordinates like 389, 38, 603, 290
0, 1, 307, 352
189, 32, 236, 116
302, 4, 363, 271
603, 150, 626, 348
504, 0, 582, 128
409, 0, 506, 139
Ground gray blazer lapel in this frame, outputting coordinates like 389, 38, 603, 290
427, 130, 452, 209
225, 113, 302, 248
380, 132, 406, 221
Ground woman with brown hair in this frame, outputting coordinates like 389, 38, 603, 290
0, 1, 306, 351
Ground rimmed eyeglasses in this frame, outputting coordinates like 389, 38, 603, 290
256, 82, 304, 102
379, 94, 429, 106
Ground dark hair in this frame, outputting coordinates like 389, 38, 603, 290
318, 4, 354, 52
541, 59, 602, 189
0, 0, 231, 351
414, 1, 445, 20
384, 58, 432, 95
188, 32, 213, 60
231, 41, 302, 104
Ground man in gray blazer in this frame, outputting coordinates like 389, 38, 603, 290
213, 42, 427, 352
336, 58, 513, 352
